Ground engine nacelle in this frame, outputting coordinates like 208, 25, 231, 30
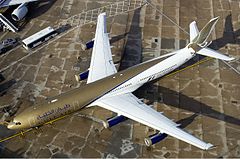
85, 39, 94, 50
74, 70, 89, 82
12, 3, 28, 21
144, 132, 168, 146
103, 115, 127, 128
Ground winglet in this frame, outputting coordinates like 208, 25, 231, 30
205, 143, 215, 150
97, 12, 107, 33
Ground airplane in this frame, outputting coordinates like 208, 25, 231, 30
3, 12, 234, 150
0, 0, 38, 21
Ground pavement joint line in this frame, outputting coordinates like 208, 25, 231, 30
0, 128, 32, 143
0, 45, 22, 61
0, 57, 213, 143
146, 0, 238, 76
0, 115, 70, 143
221, 59, 240, 75
163, 57, 213, 79
58, 0, 146, 28
145, 0, 189, 35
44, 114, 69, 125
0, 1, 239, 157
0, 31, 8, 40
0, 0, 147, 73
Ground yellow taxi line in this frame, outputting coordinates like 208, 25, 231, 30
163, 57, 213, 79
0, 115, 70, 143
0, 57, 213, 143
43, 115, 69, 125
0, 128, 32, 143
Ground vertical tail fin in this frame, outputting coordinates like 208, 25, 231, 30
187, 17, 234, 61
191, 17, 219, 45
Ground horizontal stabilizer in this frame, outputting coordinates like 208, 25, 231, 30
198, 47, 234, 61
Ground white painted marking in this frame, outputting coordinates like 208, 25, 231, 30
120, 139, 134, 156
106, 153, 118, 159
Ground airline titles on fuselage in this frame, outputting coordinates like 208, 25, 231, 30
37, 104, 71, 120
140, 64, 178, 82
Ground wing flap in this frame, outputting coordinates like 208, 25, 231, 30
90, 93, 213, 150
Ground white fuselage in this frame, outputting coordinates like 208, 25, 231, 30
106, 48, 194, 97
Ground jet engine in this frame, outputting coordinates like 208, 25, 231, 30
75, 69, 89, 82
103, 115, 128, 128
144, 132, 168, 146
85, 39, 94, 50
12, 3, 28, 21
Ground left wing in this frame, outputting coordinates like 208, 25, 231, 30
89, 93, 213, 150
87, 12, 117, 84
0, 0, 37, 8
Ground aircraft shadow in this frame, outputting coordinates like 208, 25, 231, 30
135, 84, 240, 126
109, 32, 129, 65
210, 14, 240, 50
0, 74, 5, 83
177, 113, 198, 129
176, 14, 239, 68
0, 143, 24, 157
118, 10, 240, 73
110, 32, 128, 44
0, 79, 16, 97
119, 12, 240, 128
0, 124, 20, 157
119, 8, 142, 71
166, 14, 239, 74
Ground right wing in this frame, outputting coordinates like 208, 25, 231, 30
90, 93, 213, 150
0, 0, 38, 8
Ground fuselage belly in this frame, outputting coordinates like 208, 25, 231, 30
8, 49, 194, 130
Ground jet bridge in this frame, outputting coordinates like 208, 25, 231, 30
0, 13, 18, 32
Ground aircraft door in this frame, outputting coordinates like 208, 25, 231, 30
28, 116, 37, 127
73, 101, 79, 111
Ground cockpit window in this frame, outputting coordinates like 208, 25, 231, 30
16, 122, 21, 125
